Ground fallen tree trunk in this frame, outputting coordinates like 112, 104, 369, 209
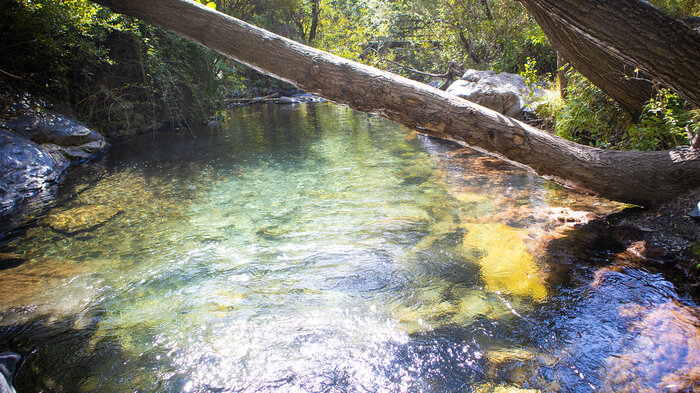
91, 0, 700, 206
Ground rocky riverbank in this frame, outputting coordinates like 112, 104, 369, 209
584, 188, 700, 283
0, 94, 107, 238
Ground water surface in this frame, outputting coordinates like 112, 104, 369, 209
0, 103, 697, 392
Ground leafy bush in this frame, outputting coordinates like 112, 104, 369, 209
0, 0, 225, 139
623, 89, 698, 150
535, 71, 631, 148
533, 70, 699, 151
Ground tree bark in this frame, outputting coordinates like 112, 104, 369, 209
521, 0, 700, 109
556, 51, 569, 98
91, 0, 700, 206
308, 0, 319, 44
520, 0, 653, 115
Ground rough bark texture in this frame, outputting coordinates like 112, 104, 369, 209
308, 0, 319, 43
91, 0, 700, 206
556, 52, 569, 98
521, 0, 653, 114
522, 0, 700, 108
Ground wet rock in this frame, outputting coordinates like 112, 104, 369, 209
41, 140, 106, 161
205, 119, 220, 128
277, 96, 301, 104
1, 111, 105, 150
617, 241, 668, 264
601, 302, 700, 393
689, 201, 700, 218
0, 129, 67, 227
291, 92, 325, 103
0, 108, 108, 237
0, 351, 22, 393
548, 207, 596, 224
45, 204, 122, 235
446, 70, 542, 118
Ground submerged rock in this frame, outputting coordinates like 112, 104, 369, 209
45, 204, 122, 235
473, 382, 540, 393
462, 222, 547, 300
600, 302, 700, 393
446, 70, 542, 118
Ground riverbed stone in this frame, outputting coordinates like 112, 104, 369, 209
446, 69, 542, 118
45, 204, 122, 234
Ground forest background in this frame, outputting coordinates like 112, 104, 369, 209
0, 0, 698, 150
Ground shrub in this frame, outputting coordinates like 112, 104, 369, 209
623, 89, 698, 151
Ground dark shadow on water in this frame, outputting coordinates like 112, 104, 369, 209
2, 315, 196, 393
509, 221, 700, 393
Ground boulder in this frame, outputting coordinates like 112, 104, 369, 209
0, 129, 67, 223
1, 111, 106, 158
0, 351, 22, 393
446, 69, 541, 118
277, 96, 301, 104
0, 109, 108, 236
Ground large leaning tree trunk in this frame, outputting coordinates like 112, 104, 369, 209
520, 0, 654, 115
521, 0, 700, 109
91, 0, 700, 206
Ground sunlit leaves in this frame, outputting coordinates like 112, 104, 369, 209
195, 0, 217, 10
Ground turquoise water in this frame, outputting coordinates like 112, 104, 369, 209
0, 103, 697, 392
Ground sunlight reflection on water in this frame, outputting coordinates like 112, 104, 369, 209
0, 103, 696, 393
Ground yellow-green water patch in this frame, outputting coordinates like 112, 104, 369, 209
462, 223, 547, 300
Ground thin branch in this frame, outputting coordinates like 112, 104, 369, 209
369, 48, 449, 79
690, 125, 700, 149
0, 68, 22, 80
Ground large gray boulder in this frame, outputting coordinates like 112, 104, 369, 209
1, 111, 106, 160
0, 110, 107, 235
446, 69, 541, 118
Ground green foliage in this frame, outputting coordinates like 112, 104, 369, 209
0, 0, 225, 139
623, 89, 698, 150
0, 0, 114, 96
195, 0, 217, 10
535, 71, 631, 148
534, 71, 699, 151
520, 57, 541, 103
647, 0, 699, 17
408, 0, 555, 75
555, 72, 627, 148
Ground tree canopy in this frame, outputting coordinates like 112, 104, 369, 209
1, 0, 697, 151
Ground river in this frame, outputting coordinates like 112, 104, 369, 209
0, 103, 697, 392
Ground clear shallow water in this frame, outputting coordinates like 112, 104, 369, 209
0, 104, 697, 392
